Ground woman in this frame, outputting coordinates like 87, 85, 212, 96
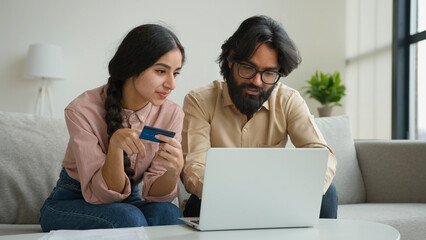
40, 24, 185, 231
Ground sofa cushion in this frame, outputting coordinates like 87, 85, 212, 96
355, 140, 426, 203
0, 224, 42, 236
287, 116, 366, 204
314, 116, 366, 204
0, 111, 68, 224
339, 203, 426, 240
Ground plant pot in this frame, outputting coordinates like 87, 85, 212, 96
318, 106, 332, 117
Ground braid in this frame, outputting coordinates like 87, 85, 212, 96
105, 78, 135, 188
103, 24, 185, 192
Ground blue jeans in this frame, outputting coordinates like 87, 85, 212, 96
184, 183, 338, 219
40, 168, 183, 232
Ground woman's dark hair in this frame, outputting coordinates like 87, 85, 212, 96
218, 15, 301, 81
105, 24, 185, 188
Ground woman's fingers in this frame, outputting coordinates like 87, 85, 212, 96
135, 138, 146, 158
125, 136, 139, 154
111, 129, 145, 156
155, 135, 184, 175
155, 134, 179, 148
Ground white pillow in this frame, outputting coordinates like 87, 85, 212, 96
287, 115, 366, 204
0, 112, 68, 224
314, 116, 366, 204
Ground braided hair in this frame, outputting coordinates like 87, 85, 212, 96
105, 24, 185, 188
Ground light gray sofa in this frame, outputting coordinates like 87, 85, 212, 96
1, 111, 425, 239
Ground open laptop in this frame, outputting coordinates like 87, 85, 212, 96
179, 147, 329, 231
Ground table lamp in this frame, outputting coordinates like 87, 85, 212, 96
24, 43, 64, 116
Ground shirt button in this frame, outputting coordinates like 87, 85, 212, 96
130, 113, 136, 119
243, 128, 247, 132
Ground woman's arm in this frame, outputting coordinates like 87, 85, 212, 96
103, 128, 146, 193
148, 135, 183, 197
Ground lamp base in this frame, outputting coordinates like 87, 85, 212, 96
35, 81, 54, 116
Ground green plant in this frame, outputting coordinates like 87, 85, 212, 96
303, 71, 346, 107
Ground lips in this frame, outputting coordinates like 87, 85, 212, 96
158, 92, 169, 99
244, 87, 260, 95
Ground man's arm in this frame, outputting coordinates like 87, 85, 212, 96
285, 91, 337, 194
181, 93, 212, 199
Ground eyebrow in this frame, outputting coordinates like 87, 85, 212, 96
154, 63, 182, 71
243, 60, 279, 71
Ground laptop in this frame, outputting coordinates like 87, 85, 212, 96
179, 147, 329, 231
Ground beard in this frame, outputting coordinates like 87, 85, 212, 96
226, 72, 275, 116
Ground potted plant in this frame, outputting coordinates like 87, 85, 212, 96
302, 71, 346, 117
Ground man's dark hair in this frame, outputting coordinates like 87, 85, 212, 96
218, 15, 301, 81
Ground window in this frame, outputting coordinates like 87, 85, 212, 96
393, 0, 426, 139
410, 0, 426, 139
416, 40, 426, 139
417, 0, 426, 32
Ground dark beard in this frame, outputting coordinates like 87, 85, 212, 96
226, 73, 275, 116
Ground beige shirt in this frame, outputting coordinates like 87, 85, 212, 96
181, 80, 336, 198
62, 85, 184, 204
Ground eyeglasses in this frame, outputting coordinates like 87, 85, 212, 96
237, 63, 283, 85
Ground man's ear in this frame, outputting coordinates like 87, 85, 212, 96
227, 50, 234, 69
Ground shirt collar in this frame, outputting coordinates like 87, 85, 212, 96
103, 84, 151, 123
222, 81, 271, 111
121, 102, 152, 123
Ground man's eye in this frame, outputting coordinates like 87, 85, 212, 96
264, 71, 276, 77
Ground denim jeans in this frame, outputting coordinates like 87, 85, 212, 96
183, 182, 338, 219
39, 168, 183, 232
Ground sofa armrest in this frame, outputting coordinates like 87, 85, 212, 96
354, 140, 426, 203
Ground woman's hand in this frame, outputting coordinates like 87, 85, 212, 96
109, 128, 146, 157
147, 134, 184, 197
154, 134, 184, 177
103, 128, 146, 193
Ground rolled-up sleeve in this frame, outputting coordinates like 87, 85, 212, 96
65, 109, 131, 204
285, 92, 337, 194
142, 107, 184, 202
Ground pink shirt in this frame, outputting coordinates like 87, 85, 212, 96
62, 85, 184, 204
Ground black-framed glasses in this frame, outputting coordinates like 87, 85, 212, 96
237, 63, 283, 85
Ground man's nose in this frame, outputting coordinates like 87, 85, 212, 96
250, 72, 263, 86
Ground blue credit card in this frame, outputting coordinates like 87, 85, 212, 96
139, 125, 176, 143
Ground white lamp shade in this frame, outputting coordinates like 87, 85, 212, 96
24, 44, 65, 80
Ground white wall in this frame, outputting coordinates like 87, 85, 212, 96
0, 0, 345, 119
345, 0, 393, 139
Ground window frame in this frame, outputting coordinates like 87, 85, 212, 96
392, 0, 426, 139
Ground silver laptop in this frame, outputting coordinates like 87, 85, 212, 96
179, 147, 329, 231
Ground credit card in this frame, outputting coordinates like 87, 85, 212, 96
139, 125, 176, 143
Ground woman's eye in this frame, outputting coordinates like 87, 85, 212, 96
156, 70, 166, 74
173, 72, 181, 77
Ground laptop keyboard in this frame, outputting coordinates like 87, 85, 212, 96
190, 219, 200, 224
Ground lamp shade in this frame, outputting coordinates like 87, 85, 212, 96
24, 44, 65, 80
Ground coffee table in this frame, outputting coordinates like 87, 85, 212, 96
0, 219, 400, 240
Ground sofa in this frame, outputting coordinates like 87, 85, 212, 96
1, 111, 425, 239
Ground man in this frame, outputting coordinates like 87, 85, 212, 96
181, 15, 338, 218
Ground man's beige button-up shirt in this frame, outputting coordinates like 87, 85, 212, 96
182, 80, 337, 199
